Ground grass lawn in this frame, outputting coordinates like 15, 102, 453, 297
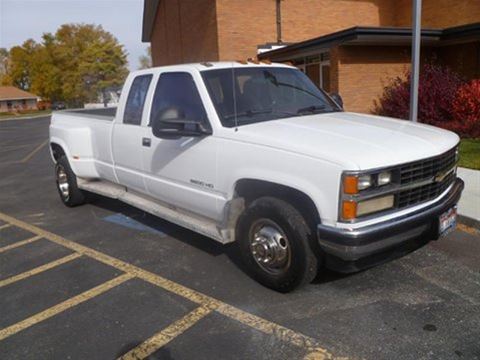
459, 139, 480, 170
0, 109, 52, 120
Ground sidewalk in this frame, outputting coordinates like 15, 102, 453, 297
457, 167, 480, 225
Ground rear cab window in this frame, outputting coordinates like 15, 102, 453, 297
123, 74, 153, 125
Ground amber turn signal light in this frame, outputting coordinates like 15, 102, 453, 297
342, 201, 357, 220
343, 175, 359, 194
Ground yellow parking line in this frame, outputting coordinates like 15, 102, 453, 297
0, 223, 11, 231
20, 139, 48, 163
0, 235, 42, 254
458, 223, 479, 235
0, 212, 334, 359
216, 303, 324, 352
0, 253, 82, 288
0, 273, 133, 341
118, 305, 216, 360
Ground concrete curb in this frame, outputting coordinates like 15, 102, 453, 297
457, 167, 480, 225
458, 214, 480, 230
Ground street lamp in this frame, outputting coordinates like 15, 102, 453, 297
409, 0, 422, 122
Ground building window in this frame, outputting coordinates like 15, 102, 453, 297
292, 51, 331, 93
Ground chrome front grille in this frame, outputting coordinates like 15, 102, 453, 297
394, 146, 457, 209
399, 147, 457, 185
397, 171, 455, 208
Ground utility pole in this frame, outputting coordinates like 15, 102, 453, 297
410, 0, 422, 122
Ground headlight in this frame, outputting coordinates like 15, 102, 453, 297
343, 171, 392, 194
377, 171, 392, 186
340, 170, 395, 221
358, 175, 373, 190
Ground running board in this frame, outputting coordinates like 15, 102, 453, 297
77, 179, 231, 244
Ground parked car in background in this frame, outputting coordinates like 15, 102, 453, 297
49, 62, 464, 292
51, 101, 66, 110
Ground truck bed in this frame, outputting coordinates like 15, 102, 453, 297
58, 107, 117, 121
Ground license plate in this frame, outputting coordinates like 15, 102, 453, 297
438, 206, 457, 237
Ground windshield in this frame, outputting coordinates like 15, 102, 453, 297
201, 67, 341, 127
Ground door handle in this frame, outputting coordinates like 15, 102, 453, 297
142, 137, 151, 147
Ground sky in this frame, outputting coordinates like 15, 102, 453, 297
0, 0, 148, 70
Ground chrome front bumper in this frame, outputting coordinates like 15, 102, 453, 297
317, 178, 464, 266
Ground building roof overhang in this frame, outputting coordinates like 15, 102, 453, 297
258, 23, 480, 61
0, 86, 38, 101
142, 0, 160, 42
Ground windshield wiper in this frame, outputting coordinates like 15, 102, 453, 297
297, 105, 327, 115
223, 108, 295, 120
264, 71, 326, 101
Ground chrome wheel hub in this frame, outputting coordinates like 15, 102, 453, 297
56, 166, 70, 201
250, 219, 291, 274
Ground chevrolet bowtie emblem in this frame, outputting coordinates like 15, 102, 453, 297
434, 169, 451, 183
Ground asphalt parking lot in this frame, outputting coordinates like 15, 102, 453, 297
1, 116, 480, 360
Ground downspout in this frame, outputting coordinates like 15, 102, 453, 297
276, 0, 283, 44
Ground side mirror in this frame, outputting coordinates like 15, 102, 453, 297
152, 107, 212, 139
330, 93, 344, 109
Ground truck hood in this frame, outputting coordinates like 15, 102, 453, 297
229, 112, 459, 170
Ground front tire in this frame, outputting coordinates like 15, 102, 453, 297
236, 197, 319, 292
55, 156, 86, 207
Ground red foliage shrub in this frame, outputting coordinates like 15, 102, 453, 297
374, 64, 464, 131
452, 80, 480, 138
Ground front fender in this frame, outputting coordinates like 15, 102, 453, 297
218, 144, 343, 226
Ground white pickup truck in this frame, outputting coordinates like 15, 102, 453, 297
50, 62, 464, 292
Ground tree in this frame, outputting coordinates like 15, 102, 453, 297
3, 23, 128, 106
6, 39, 40, 90
0, 48, 11, 85
452, 80, 480, 138
138, 46, 152, 70
374, 64, 463, 129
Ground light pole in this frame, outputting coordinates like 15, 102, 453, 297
409, 0, 422, 122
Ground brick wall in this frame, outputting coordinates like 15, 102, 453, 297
150, 0, 480, 66
151, 0, 219, 66
281, 0, 396, 42
395, 0, 480, 27
336, 46, 411, 113
216, 0, 277, 60
215, 0, 398, 61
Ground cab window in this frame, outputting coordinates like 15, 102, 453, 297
123, 74, 152, 125
150, 72, 208, 126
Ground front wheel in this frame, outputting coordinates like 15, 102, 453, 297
55, 156, 86, 207
236, 197, 319, 292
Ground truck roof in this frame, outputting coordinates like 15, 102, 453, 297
132, 61, 294, 75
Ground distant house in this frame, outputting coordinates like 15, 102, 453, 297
0, 86, 38, 113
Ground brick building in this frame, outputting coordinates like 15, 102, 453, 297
142, 0, 480, 113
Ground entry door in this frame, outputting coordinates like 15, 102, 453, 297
142, 72, 220, 220
112, 74, 152, 193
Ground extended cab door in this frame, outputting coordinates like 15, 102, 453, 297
142, 71, 221, 221
112, 73, 153, 193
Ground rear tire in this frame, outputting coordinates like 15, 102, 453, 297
55, 156, 86, 207
236, 197, 319, 292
